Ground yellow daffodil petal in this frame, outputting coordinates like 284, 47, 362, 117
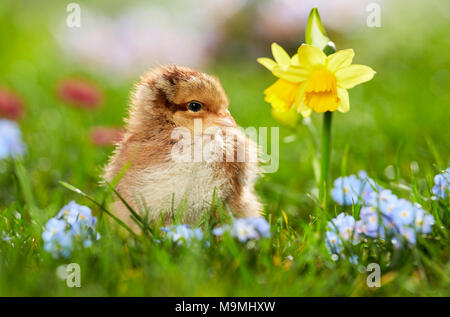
293, 82, 306, 105
257, 57, 277, 71
290, 54, 300, 66
335, 64, 376, 89
297, 44, 326, 69
272, 65, 310, 83
271, 43, 291, 67
292, 83, 312, 117
264, 79, 299, 112
337, 88, 349, 113
327, 49, 354, 72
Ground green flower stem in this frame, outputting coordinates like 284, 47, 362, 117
320, 111, 333, 211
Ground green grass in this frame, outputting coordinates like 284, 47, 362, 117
0, 0, 449, 296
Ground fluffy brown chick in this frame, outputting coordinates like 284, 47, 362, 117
104, 65, 262, 230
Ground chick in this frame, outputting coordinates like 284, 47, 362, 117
104, 65, 262, 230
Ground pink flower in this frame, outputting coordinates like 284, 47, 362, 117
57, 78, 103, 110
0, 88, 25, 121
89, 126, 124, 146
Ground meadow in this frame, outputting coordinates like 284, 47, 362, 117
0, 0, 449, 296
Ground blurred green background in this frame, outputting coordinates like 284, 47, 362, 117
0, 0, 449, 296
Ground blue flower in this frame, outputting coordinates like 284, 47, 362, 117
246, 217, 271, 238
231, 218, 260, 242
358, 170, 383, 202
432, 168, 450, 199
331, 171, 384, 206
212, 226, 227, 236
391, 199, 415, 227
213, 217, 271, 242
325, 213, 358, 257
162, 224, 203, 245
413, 208, 435, 234
366, 224, 386, 239
58, 201, 96, 228
355, 207, 387, 239
398, 226, 416, 245
0, 119, 25, 159
366, 189, 398, 216
327, 212, 355, 242
42, 218, 67, 242
359, 206, 379, 233
325, 231, 342, 254
331, 175, 362, 205
43, 229, 73, 259
42, 201, 100, 259
354, 220, 367, 241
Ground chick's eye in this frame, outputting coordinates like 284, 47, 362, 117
187, 101, 203, 112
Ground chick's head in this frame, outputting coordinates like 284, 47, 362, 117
130, 65, 236, 135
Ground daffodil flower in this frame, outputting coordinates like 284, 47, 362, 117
257, 7, 376, 213
272, 44, 375, 117
257, 43, 302, 112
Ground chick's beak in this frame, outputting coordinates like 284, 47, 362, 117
213, 112, 237, 127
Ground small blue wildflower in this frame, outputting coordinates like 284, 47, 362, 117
212, 226, 227, 236
356, 207, 386, 239
0, 119, 26, 159
325, 231, 342, 254
357, 170, 368, 180
413, 208, 435, 234
331, 175, 362, 205
246, 217, 271, 238
391, 199, 415, 227
381, 214, 397, 232
325, 213, 357, 258
213, 217, 271, 242
365, 189, 398, 216
365, 224, 386, 239
432, 168, 450, 199
58, 201, 96, 228
231, 218, 259, 242
42, 218, 66, 242
327, 212, 355, 242
359, 206, 379, 233
162, 224, 203, 245
43, 230, 73, 259
354, 220, 367, 242
358, 170, 383, 202
42, 201, 100, 259
332, 171, 384, 206
398, 226, 416, 245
